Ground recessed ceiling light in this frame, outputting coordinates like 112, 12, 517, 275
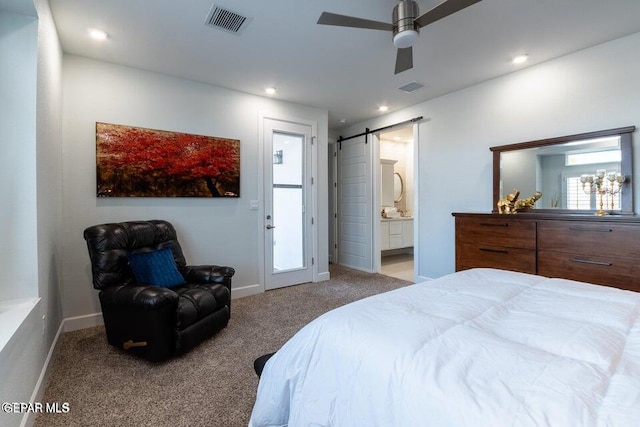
378, 105, 389, 112
339, 119, 347, 124
88, 28, 108, 40
512, 55, 529, 65
265, 87, 277, 95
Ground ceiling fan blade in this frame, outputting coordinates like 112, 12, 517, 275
414, 0, 482, 28
317, 12, 393, 31
395, 47, 413, 74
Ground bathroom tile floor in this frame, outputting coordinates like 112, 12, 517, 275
380, 253, 414, 282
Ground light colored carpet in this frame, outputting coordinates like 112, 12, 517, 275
34, 264, 411, 427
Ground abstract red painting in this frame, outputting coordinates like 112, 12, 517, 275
96, 122, 240, 197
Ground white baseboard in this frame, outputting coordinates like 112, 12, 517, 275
316, 271, 330, 282
64, 313, 104, 332
20, 320, 64, 427
231, 283, 262, 299
417, 275, 433, 283
62, 285, 263, 330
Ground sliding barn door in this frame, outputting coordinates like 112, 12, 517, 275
337, 136, 373, 272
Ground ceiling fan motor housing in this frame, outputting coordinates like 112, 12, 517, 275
393, 0, 420, 48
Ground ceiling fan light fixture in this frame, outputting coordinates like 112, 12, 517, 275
393, 30, 419, 49
317, 0, 482, 75
392, 0, 419, 49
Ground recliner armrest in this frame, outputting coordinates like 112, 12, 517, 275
99, 284, 179, 310
181, 265, 235, 287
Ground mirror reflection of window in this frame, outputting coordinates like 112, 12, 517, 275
500, 136, 623, 210
566, 149, 620, 166
565, 177, 592, 209
565, 176, 621, 210
493, 126, 634, 214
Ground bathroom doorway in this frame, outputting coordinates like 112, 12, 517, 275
378, 125, 415, 282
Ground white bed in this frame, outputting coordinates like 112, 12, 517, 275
249, 268, 640, 427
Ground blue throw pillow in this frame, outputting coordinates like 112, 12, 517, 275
127, 247, 186, 288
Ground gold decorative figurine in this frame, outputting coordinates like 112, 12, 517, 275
498, 189, 542, 214
497, 189, 520, 214
515, 191, 543, 211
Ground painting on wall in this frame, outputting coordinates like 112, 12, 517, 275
96, 122, 240, 197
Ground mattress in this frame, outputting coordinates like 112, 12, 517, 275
249, 268, 640, 427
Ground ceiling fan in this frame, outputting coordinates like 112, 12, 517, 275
317, 0, 482, 75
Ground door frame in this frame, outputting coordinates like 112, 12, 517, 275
328, 139, 338, 264
372, 123, 420, 281
258, 112, 319, 291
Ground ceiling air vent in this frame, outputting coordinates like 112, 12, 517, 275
398, 81, 425, 93
205, 4, 252, 35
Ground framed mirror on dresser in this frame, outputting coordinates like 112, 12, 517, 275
491, 126, 635, 215
453, 126, 640, 293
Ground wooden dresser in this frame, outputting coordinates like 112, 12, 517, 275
453, 213, 640, 292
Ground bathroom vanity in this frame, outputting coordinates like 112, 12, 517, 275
380, 217, 413, 250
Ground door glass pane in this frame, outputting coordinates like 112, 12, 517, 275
272, 132, 304, 272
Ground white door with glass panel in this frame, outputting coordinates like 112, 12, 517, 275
263, 118, 314, 290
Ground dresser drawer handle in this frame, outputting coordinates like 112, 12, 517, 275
570, 258, 612, 267
479, 223, 508, 227
569, 226, 613, 233
480, 248, 509, 254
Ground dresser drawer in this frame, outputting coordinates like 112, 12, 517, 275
456, 217, 536, 250
538, 221, 640, 259
456, 243, 536, 274
538, 250, 640, 292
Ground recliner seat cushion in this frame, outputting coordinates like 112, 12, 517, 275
174, 283, 231, 330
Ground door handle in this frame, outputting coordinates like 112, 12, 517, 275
479, 247, 508, 254
569, 226, 613, 232
570, 258, 612, 266
266, 224, 276, 229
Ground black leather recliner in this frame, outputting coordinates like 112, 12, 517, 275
83, 220, 235, 362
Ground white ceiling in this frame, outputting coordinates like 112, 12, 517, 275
380, 126, 414, 143
35, 1, 640, 129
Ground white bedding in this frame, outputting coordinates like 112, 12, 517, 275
249, 268, 640, 427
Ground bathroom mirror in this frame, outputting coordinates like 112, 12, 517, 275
491, 126, 635, 214
393, 172, 404, 203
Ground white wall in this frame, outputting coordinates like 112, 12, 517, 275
339, 31, 640, 280
0, 10, 38, 301
0, 12, 39, 426
35, 0, 64, 349
61, 55, 329, 318
0, 1, 64, 426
